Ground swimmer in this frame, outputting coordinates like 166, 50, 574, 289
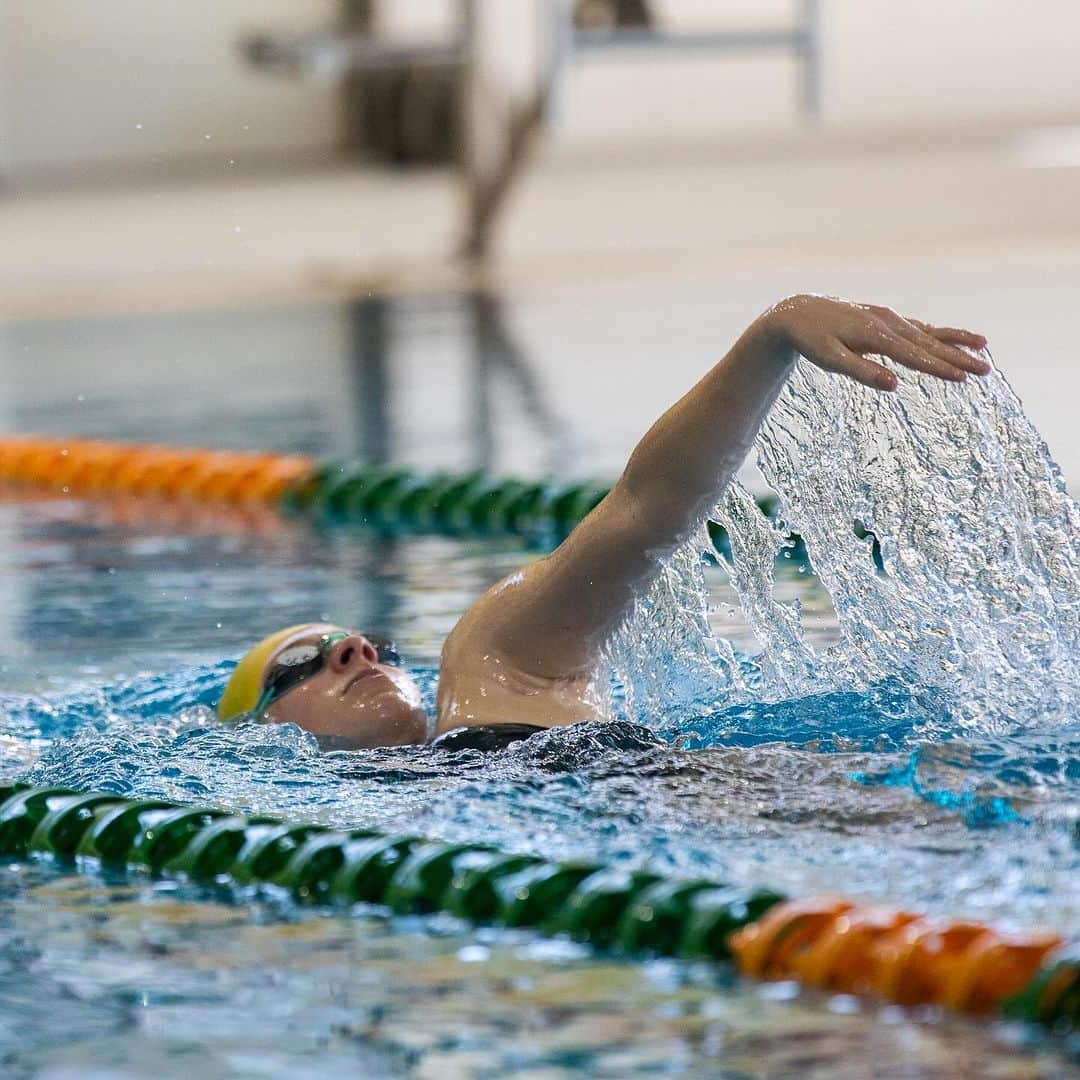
218, 295, 989, 749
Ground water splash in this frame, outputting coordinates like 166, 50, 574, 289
602, 527, 749, 725
612, 355, 1080, 734
2, 351, 1077, 935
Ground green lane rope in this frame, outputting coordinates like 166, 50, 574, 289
284, 459, 614, 539
0, 782, 774, 953
283, 458, 805, 560
0, 783, 1074, 1033
0, 437, 808, 556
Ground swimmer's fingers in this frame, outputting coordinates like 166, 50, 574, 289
861, 308, 989, 381
906, 319, 992, 371
815, 338, 899, 392
907, 320, 987, 348
866, 307, 990, 376
842, 321, 969, 383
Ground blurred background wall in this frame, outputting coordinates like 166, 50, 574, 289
0, 2, 342, 183
4, 1, 1080, 185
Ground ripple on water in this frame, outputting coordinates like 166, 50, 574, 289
0, 353, 1077, 1074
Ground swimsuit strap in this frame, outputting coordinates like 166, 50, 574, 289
430, 723, 549, 752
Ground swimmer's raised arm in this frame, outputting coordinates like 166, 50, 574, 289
447, 296, 988, 687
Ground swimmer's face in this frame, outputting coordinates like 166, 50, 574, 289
260, 625, 428, 748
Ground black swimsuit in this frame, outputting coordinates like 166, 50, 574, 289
430, 723, 549, 752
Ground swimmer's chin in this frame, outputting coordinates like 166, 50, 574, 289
307, 708, 431, 751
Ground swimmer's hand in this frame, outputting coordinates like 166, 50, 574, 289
758, 294, 989, 392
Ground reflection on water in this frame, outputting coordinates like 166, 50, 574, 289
0, 863, 1068, 1080
0, 291, 1077, 1076
0, 291, 580, 477
0, 497, 1075, 1072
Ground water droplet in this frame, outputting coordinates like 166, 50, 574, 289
457, 945, 490, 963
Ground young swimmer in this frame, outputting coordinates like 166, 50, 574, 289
217, 295, 990, 748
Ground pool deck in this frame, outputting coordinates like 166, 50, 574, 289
5, 126, 1080, 319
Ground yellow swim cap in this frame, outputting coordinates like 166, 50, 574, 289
217, 623, 328, 722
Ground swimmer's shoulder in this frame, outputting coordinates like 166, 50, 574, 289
435, 563, 606, 736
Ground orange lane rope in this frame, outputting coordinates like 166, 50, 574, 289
0, 437, 312, 506
728, 896, 1064, 1015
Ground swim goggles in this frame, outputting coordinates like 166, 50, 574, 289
253, 630, 401, 717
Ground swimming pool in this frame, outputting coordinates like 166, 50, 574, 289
0, 289, 1076, 1077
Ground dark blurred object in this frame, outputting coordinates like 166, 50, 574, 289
341, 1, 459, 166
343, 0, 653, 165
239, 15, 461, 167
242, 0, 653, 168
344, 60, 460, 165
240, 1, 819, 257
575, 0, 653, 31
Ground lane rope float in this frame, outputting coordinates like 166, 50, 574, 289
0, 437, 313, 507
0, 435, 795, 552
0, 782, 1074, 1033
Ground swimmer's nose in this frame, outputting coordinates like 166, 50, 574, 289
329, 634, 380, 671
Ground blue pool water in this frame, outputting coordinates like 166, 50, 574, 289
0, 293, 1077, 1077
